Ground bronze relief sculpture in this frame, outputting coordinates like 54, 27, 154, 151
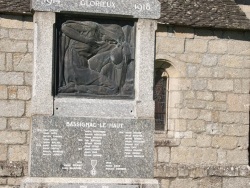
57, 20, 135, 98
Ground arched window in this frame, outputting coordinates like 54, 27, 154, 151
154, 61, 170, 131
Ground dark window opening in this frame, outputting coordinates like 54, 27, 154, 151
154, 68, 167, 131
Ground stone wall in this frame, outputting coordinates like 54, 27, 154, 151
155, 25, 250, 187
0, 14, 250, 188
0, 14, 33, 187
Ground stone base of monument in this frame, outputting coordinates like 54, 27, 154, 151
21, 178, 159, 188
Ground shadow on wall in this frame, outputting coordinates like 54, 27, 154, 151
157, 24, 250, 42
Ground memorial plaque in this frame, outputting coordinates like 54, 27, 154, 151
31, 0, 161, 19
30, 116, 154, 178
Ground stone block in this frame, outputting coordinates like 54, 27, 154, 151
212, 136, 238, 149
237, 137, 249, 150
165, 164, 178, 177
8, 145, 29, 162
7, 177, 22, 186
174, 26, 194, 38
222, 125, 249, 137
199, 177, 222, 188
157, 147, 170, 163
0, 39, 27, 53
227, 150, 248, 165
0, 100, 25, 117
227, 94, 249, 112
0, 145, 7, 161
0, 72, 24, 85
169, 91, 183, 108
218, 55, 246, 68
228, 40, 250, 55
206, 123, 221, 135
206, 101, 227, 111
5, 53, 13, 71
28, 42, 33, 52
217, 150, 227, 164
9, 29, 33, 41
184, 91, 195, 99
8, 86, 17, 99
225, 69, 250, 79
212, 67, 225, 78
0, 28, 8, 39
187, 120, 206, 133
13, 53, 33, 72
202, 54, 218, 67
177, 53, 203, 64
0, 53, 5, 71
198, 110, 212, 121
170, 178, 199, 188
160, 179, 170, 188
180, 138, 196, 147
242, 79, 250, 94
214, 92, 226, 102
191, 79, 207, 90
186, 64, 198, 77
223, 178, 250, 188
197, 67, 213, 78
185, 39, 208, 53
25, 101, 31, 117
0, 85, 7, 99
196, 135, 211, 148
0, 178, 7, 185
190, 167, 207, 178
157, 37, 185, 53
0, 131, 26, 144
197, 91, 214, 101
207, 79, 233, 92
179, 109, 199, 120
24, 73, 32, 86
178, 165, 189, 177
17, 86, 31, 100
0, 16, 23, 28
174, 119, 187, 132
171, 147, 217, 164
185, 99, 206, 109
208, 40, 228, 54
0, 118, 7, 130
219, 112, 241, 124
9, 118, 30, 131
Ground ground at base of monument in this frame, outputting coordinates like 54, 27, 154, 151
20, 178, 159, 188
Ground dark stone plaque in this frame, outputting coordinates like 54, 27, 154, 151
56, 19, 135, 98
30, 116, 154, 178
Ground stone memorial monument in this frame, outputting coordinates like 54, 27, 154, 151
21, 0, 160, 187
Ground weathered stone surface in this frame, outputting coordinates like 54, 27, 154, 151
31, 116, 154, 178
9, 29, 33, 41
202, 54, 218, 67
0, 53, 5, 71
0, 118, 7, 130
0, 100, 25, 117
0, 39, 27, 53
21, 178, 159, 188
157, 38, 185, 53
0, 162, 24, 177
185, 39, 208, 53
31, 0, 161, 19
13, 53, 33, 73
0, 72, 24, 85
0, 145, 7, 161
17, 86, 31, 100
208, 40, 227, 54
9, 118, 30, 131
227, 150, 248, 165
8, 146, 29, 162
212, 136, 238, 150
207, 80, 233, 92
31, 12, 54, 116
0, 131, 26, 144
223, 177, 250, 188
157, 147, 170, 163
0, 86, 7, 99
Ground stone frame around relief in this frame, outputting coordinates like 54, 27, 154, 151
54, 14, 136, 99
